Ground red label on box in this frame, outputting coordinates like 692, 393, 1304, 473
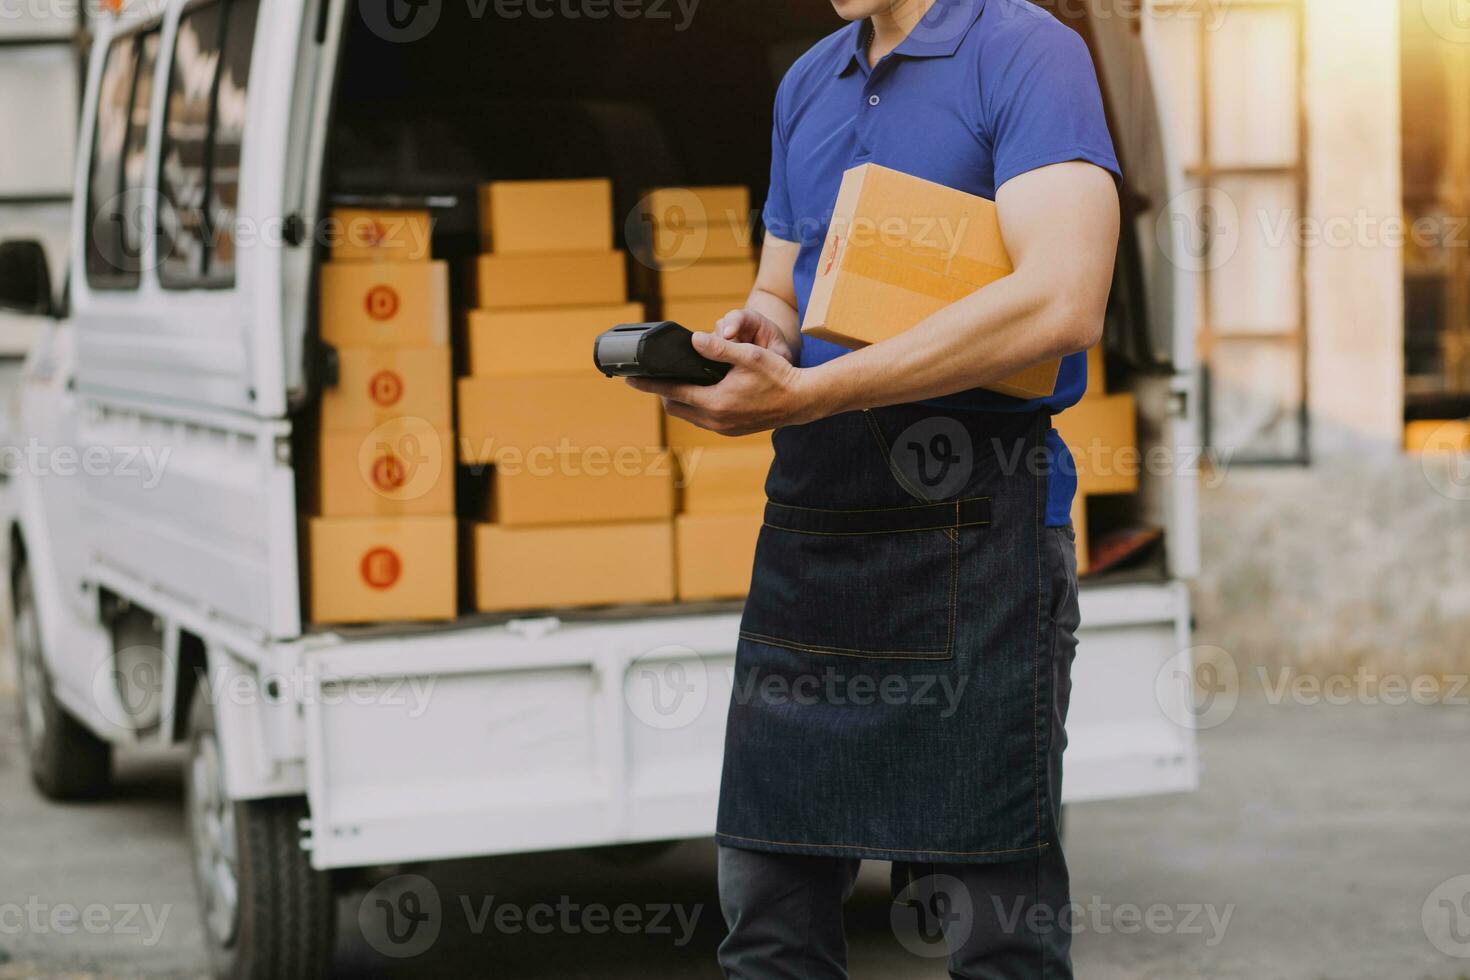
368, 369, 404, 407
359, 547, 402, 590
365, 285, 400, 321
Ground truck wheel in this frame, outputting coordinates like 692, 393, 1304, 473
185, 687, 336, 980
12, 561, 112, 800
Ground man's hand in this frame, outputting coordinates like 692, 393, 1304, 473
713, 308, 797, 366
626, 331, 814, 436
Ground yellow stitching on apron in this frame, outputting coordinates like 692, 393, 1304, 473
862, 409, 936, 505
739, 631, 950, 661
766, 495, 992, 515
762, 520, 991, 536
717, 831, 1051, 859
1033, 413, 1044, 849
949, 517, 959, 654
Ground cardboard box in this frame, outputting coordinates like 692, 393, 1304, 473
488, 449, 675, 525
321, 345, 452, 431
1070, 495, 1091, 577
1054, 393, 1138, 496
677, 445, 773, 514
307, 516, 456, 623
660, 297, 750, 332
316, 417, 455, 516
458, 375, 663, 465
649, 219, 753, 266
801, 164, 1059, 400
465, 302, 645, 377
479, 179, 613, 254
470, 520, 675, 612
320, 261, 450, 348
1405, 419, 1470, 454
648, 259, 756, 300
1084, 344, 1106, 398
664, 414, 773, 452
329, 208, 432, 263
641, 186, 751, 229
675, 511, 762, 601
474, 252, 627, 309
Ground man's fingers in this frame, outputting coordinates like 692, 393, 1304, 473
691, 331, 761, 367
625, 376, 708, 405
661, 398, 711, 427
717, 308, 757, 341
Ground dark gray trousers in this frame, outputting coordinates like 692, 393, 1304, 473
717, 527, 1080, 980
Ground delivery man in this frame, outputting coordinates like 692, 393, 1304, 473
628, 0, 1120, 975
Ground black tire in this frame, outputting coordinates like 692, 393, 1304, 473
185, 686, 336, 980
11, 561, 113, 801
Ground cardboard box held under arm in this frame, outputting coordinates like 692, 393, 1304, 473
801, 164, 1060, 400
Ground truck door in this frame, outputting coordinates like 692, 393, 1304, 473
1070, 5, 1202, 580
62, 0, 337, 638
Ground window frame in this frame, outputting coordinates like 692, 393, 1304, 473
155, 0, 262, 292
83, 22, 164, 293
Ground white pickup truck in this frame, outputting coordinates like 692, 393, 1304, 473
0, 2, 1201, 977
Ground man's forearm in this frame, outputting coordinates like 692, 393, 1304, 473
801, 267, 1100, 417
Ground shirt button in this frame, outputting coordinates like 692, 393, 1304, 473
868, 95, 881, 107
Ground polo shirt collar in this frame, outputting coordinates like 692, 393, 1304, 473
834, 0, 987, 77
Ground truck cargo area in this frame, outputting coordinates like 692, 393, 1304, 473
313, 2, 1179, 629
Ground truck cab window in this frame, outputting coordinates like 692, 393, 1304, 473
85, 30, 159, 290
157, 0, 260, 290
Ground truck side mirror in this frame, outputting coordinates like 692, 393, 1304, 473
0, 240, 55, 318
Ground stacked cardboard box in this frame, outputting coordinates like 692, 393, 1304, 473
1054, 346, 1138, 575
638, 186, 757, 330
459, 179, 676, 612
309, 208, 457, 623
668, 416, 772, 601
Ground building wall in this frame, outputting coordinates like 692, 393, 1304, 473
1302, 0, 1404, 455
1144, 3, 1461, 674
0, 2, 79, 354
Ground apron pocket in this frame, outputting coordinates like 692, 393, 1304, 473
739, 497, 991, 661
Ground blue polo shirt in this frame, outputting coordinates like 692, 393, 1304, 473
763, 0, 1121, 526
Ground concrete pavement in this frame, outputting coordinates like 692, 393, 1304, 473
2, 694, 1468, 979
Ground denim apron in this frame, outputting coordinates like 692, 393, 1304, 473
715, 403, 1058, 864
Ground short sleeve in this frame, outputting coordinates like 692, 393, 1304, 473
762, 74, 797, 243
983, 21, 1121, 190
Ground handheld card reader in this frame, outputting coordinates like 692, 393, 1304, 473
593, 321, 731, 386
